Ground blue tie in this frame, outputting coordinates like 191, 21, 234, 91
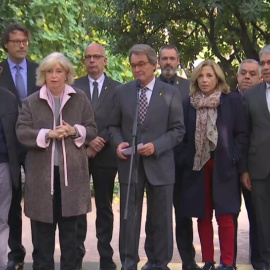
15, 65, 26, 102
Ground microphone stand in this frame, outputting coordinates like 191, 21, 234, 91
124, 80, 141, 270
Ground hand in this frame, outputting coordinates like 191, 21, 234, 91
117, 142, 130, 160
137, 142, 155, 156
48, 128, 67, 140
62, 120, 77, 137
86, 146, 97, 158
89, 136, 106, 152
241, 172, 251, 191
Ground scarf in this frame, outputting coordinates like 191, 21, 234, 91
190, 90, 221, 171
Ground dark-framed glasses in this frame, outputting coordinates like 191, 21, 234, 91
8, 39, 29, 46
85, 54, 105, 60
131, 61, 150, 69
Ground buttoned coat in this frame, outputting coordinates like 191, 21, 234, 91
0, 87, 20, 188
109, 79, 185, 185
181, 92, 249, 218
16, 87, 97, 223
74, 74, 120, 168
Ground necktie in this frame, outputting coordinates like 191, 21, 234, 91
15, 65, 26, 102
92, 81, 99, 109
139, 87, 148, 124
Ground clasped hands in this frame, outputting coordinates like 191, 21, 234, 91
48, 120, 77, 140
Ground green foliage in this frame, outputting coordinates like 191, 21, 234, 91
87, 0, 270, 87
0, 0, 133, 83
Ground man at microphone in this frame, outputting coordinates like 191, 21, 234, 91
109, 44, 185, 270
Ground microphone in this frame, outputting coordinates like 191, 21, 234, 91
136, 79, 141, 89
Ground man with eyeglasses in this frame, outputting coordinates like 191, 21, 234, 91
109, 44, 185, 270
0, 23, 39, 270
74, 43, 120, 270
142, 45, 200, 270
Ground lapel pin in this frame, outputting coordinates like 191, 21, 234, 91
159, 92, 163, 96
176, 81, 179, 85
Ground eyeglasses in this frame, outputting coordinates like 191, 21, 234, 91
8, 39, 29, 46
131, 61, 149, 69
85, 54, 105, 60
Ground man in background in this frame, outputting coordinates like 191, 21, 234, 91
242, 45, 270, 270
236, 59, 263, 270
74, 43, 120, 270
143, 45, 200, 270
0, 23, 39, 270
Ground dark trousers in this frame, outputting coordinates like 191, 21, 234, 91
242, 187, 264, 269
120, 162, 173, 270
173, 166, 196, 265
36, 167, 77, 270
252, 177, 270, 270
8, 179, 26, 263
77, 164, 117, 267
144, 166, 195, 265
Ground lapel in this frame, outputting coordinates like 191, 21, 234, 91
94, 75, 110, 111
80, 76, 91, 101
26, 59, 38, 96
256, 83, 270, 121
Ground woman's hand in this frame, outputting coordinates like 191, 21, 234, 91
48, 120, 77, 140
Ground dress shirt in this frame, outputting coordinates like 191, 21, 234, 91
140, 77, 155, 103
7, 57, 27, 95
88, 73, 105, 98
266, 83, 270, 113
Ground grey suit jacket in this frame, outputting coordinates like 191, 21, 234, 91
74, 74, 121, 168
109, 79, 185, 185
244, 82, 270, 179
0, 58, 39, 105
0, 87, 20, 188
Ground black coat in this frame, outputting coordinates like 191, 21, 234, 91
0, 87, 20, 188
181, 92, 249, 218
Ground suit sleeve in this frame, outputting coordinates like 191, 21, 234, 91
152, 89, 186, 158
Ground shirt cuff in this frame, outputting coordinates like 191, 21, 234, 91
36, 128, 51, 148
73, 124, 86, 148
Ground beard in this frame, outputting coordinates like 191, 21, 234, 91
161, 66, 177, 78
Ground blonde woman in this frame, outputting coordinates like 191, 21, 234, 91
181, 60, 248, 270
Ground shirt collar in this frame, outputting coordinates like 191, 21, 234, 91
144, 77, 155, 91
8, 57, 27, 70
88, 73, 105, 86
159, 74, 176, 85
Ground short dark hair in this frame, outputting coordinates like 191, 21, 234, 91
158, 45, 180, 59
1, 23, 31, 51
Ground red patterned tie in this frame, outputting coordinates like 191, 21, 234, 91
139, 87, 148, 124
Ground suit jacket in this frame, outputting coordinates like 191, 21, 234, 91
181, 92, 248, 217
0, 58, 39, 105
74, 74, 121, 168
244, 82, 270, 180
109, 79, 185, 185
158, 75, 190, 175
0, 87, 20, 189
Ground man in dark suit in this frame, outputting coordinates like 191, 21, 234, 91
142, 45, 200, 270
0, 23, 39, 270
242, 45, 270, 270
0, 67, 20, 270
109, 44, 185, 270
234, 59, 262, 270
74, 43, 120, 270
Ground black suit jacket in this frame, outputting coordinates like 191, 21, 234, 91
0, 87, 20, 188
0, 58, 39, 164
74, 74, 121, 168
0, 58, 39, 105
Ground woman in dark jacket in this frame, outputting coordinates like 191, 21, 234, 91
181, 60, 248, 270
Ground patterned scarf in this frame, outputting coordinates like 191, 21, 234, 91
190, 90, 221, 171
